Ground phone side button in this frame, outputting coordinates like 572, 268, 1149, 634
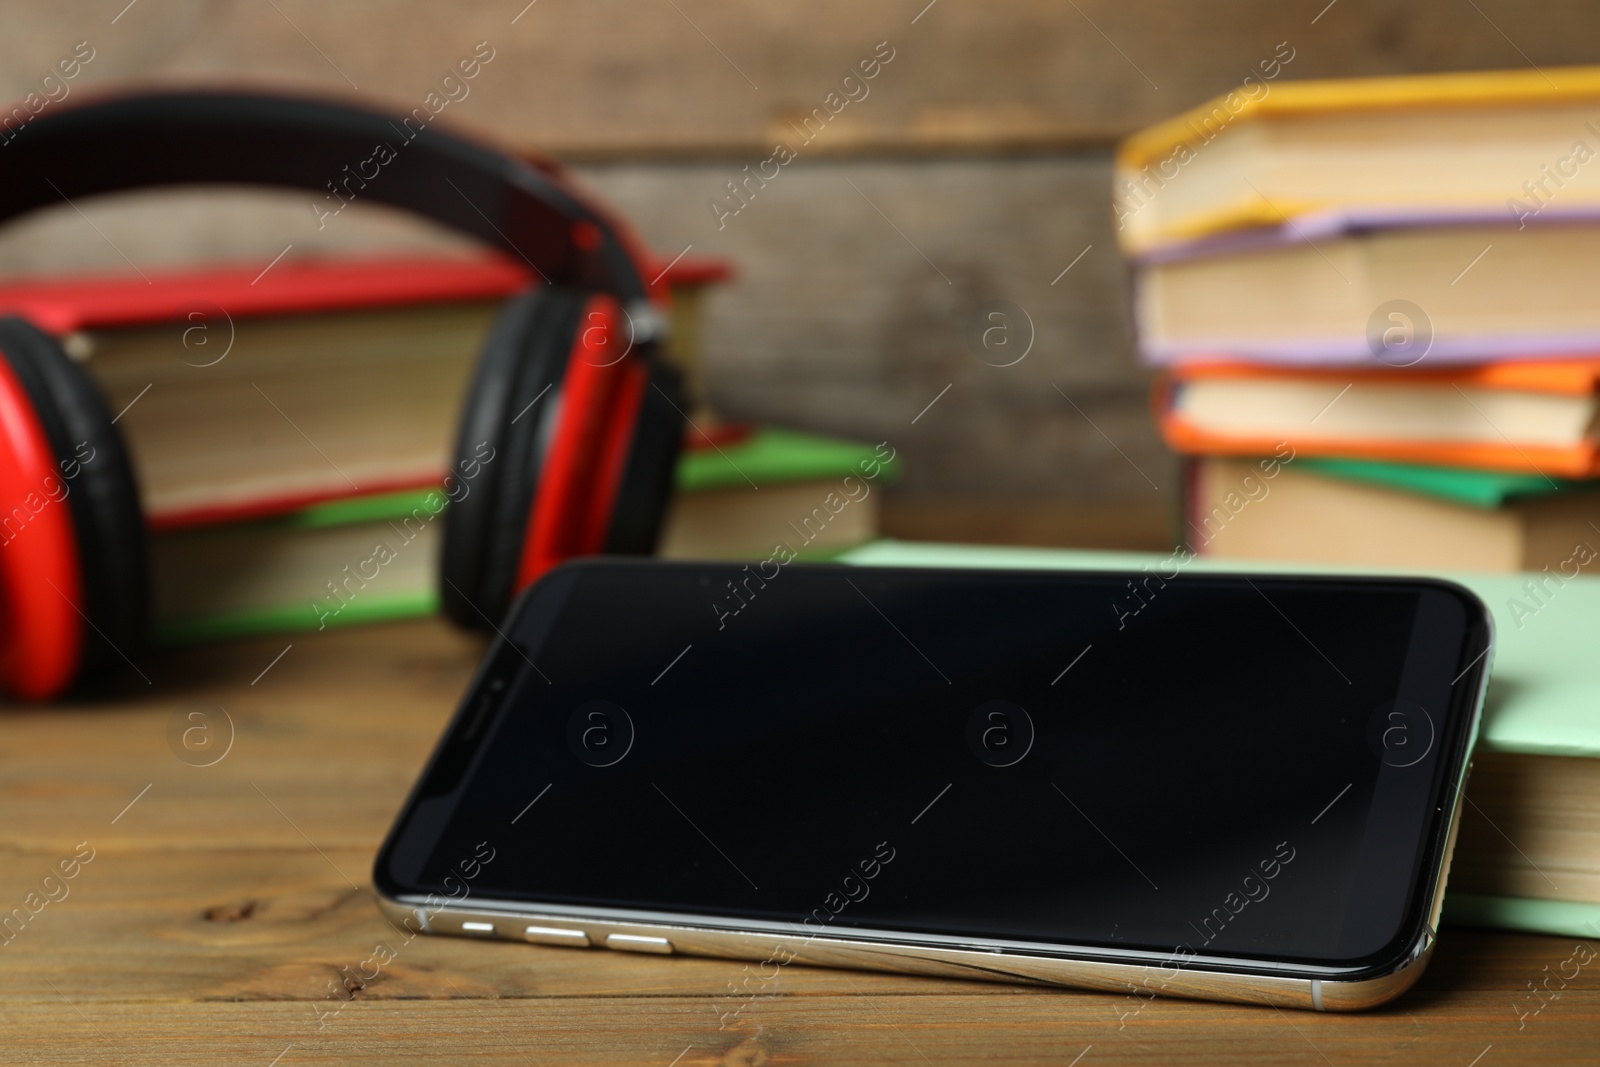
524, 925, 591, 948
461, 922, 497, 937
605, 933, 673, 955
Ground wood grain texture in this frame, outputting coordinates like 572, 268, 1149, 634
4, 1, 1598, 157
581, 155, 1169, 503
0, 618, 1594, 1063
0, 0, 1594, 1051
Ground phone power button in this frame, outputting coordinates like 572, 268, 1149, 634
605, 933, 673, 955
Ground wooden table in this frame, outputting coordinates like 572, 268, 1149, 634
3, 618, 1593, 1065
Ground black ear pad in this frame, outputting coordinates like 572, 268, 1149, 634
439, 286, 586, 629
603, 358, 685, 555
0, 317, 146, 682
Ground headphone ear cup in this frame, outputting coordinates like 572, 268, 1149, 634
0, 317, 146, 695
602, 357, 685, 555
439, 286, 584, 629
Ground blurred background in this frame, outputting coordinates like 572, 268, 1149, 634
3, 0, 1589, 551
3, 7, 1599, 1048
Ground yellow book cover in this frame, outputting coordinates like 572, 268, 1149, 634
1114, 65, 1600, 256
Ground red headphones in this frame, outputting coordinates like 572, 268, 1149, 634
0, 90, 686, 700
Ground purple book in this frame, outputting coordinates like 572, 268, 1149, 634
1131, 205, 1600, 367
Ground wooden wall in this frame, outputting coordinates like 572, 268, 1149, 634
2, 1, 1593, 547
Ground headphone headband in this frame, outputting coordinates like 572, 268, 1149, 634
0, 90, 651, 304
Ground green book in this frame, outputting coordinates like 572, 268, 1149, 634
150, 487, 447, 645
838, 538, 1600, 940
660, 428, 899, 562
675, 427, 899, 492
152, 428, 899, 644
1299, 457, 1593, 510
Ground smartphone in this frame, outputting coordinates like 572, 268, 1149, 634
374, 559, 1492, 1011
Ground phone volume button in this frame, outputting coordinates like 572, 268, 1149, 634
524, 925, 591, 948
605, 933, 673, 955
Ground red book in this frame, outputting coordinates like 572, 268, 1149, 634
0, 251, 729, 529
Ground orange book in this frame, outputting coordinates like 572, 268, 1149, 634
1156, 359, 1600, 477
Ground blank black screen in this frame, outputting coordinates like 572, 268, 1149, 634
379, 561, 1482, 973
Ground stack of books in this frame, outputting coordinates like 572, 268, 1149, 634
1113, 67, 1600, 939
1, 253, 896, 643
1116, 66, 1600, 572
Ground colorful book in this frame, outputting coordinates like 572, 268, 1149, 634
1295, 457, 1587, 509
1157, 360, 1600, 477
0, 251, 728, 529
1133, 216, 1600, 365
153, 428, 900, 642
1114, 65, 1600, 256
1187, 455, 1600, 573
839, 539, 1600, 939
151, 487, 443, 643
10, 255, 526, 527
659, 428, 898, 560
